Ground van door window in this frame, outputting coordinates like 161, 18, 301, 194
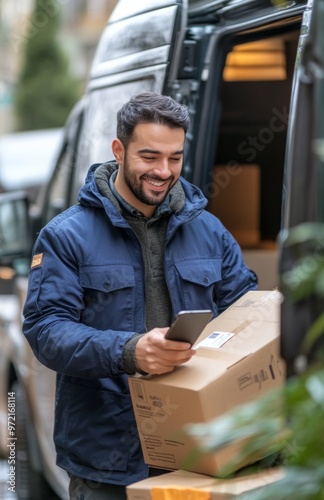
71, 0, 187, 200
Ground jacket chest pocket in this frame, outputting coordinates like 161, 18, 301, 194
79, 264, 136, 329
175, 259, 222, 313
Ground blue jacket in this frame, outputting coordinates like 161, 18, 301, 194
23, 164, 257, 485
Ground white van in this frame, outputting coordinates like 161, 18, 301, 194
0, 1, 322, 497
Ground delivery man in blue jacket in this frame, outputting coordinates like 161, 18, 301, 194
23, 92, 258, 499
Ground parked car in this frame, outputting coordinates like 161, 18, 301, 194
0, 128, 64, 201
0, 0, 321, 497
0, 128, 63, 295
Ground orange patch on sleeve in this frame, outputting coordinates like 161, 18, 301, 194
31, 253, 43, 268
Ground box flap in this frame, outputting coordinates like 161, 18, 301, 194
141, 352, 241, 391
196, 319, 279, 357
218, 290, 281, 323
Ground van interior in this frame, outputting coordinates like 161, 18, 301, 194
205, 26, 300, 288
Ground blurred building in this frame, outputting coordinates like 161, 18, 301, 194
61, 1, 118, 81
0, 0, 118, 133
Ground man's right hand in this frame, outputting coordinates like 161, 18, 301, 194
135, 327, 196, 375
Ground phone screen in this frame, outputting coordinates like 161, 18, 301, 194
165, 310, 213, 344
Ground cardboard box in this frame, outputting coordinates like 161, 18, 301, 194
207, 165, 260, 248
126, 470, 216, 500
215, 289, 281, 325
129, 291, 284, 476
242, 247, 279, 290
126, 468, 284, 500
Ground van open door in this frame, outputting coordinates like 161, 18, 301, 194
279, 0, 324, 377
174, 1, 307, 289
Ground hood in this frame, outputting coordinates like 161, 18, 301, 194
77, 161, 208, 218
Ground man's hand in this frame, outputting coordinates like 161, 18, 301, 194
135, 328, 196, 375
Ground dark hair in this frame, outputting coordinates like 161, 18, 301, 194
116, 92, 190, 147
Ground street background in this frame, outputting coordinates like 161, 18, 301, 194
0, 0, 118, 134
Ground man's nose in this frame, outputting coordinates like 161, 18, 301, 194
154, 158, 172, 178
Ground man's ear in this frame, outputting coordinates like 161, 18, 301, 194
112, 139, 124, 166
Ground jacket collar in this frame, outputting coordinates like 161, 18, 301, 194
77, 161, 208, 224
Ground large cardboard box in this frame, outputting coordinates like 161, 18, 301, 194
126, 468, 284, 500
129, 291, 284, 476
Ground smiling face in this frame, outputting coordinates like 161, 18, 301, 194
112, 123, 185, 217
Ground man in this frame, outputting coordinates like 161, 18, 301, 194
23, 92, 258, 499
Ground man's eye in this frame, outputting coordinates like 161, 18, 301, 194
142, 156, 155, 161
170, 157, 182, 162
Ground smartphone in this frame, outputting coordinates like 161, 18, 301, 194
165, 310, 213, 345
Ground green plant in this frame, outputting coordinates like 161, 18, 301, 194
14, 0, 80, 130
185, 223, 324, 499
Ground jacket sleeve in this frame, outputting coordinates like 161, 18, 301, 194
22, 223, 137, 379
216, 227, 258, 313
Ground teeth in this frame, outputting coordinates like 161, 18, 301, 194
146, 179, 164, 187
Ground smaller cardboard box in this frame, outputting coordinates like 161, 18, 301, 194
126, 468, 284, 500
129, 291, 284, 476
207, 164, 260, 248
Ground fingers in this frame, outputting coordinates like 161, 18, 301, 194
135, 328, 196, 375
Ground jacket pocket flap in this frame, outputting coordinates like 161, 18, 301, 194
175, 259, 222, 287
80, 264, 135, 293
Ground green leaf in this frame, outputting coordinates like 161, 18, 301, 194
240, 466, 324, 500
303, 312, 324, 353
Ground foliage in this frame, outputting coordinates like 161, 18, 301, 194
14, 0, 80, 130
280, 223, 324, 353
185, 368, 324, 498
184, 223, 324, 499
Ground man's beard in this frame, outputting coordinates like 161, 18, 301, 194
123, 156, 175, 207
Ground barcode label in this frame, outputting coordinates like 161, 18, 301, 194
195, 331, 234, 349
